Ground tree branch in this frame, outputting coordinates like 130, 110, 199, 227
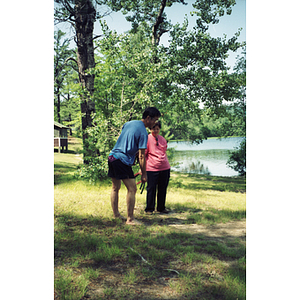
152, 0, 167, 45
66, 57, 77, 64
65, 57, 79, 73
92, 34, 103, 40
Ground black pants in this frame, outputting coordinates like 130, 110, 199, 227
145, 169, 170, 212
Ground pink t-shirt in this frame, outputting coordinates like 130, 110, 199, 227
146, 134, 171, 171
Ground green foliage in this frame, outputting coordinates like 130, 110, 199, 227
227, 138, 246, 176
55, 0, 246, 180
159, 121, 174, 142
76, 112, 121, 182
168, 19, 242, 95
192, 0, 237, 32
54, 29, 81, 134
93, 22, 163, 115
99, 0, 187, 37
201, 102, 246, 138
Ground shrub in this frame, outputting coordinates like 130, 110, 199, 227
227, 138, 246, 176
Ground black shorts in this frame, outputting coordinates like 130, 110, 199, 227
108, 155, 135, 180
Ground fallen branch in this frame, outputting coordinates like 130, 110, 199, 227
129, 247, 151, 265
164, 269, 180, 275
128, 247, 179, 275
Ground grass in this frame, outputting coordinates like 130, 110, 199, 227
54, 142, 246, 299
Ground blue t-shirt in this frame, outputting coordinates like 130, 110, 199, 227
110, 120, 148, 166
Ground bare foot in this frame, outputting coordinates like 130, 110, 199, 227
114, 214, 126, 220
126, 219, 142, 226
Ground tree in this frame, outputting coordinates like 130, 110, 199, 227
58, 71, 83, 137
54, 0, 110, 162
100, 0, 187, 45
103, 1, 243, 137
227, 137, 246, 176
55, 0, 246, 180
192, 0, 236, 31
75, 22, 173, 180
54, 30, 74, 123
226, 49, 246, 175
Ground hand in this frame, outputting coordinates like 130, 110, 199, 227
141, 173, 147, 183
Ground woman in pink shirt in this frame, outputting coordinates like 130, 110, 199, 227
145, 121, 171, 214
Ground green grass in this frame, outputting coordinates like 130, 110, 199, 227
54, 148, 246, 300
54, 137, 83, 185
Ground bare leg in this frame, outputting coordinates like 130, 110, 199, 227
122, 178, 141, 225
111, 178, 123, 218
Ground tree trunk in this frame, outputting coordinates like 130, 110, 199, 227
57, 92, 61, 123
74, 0, 96, 163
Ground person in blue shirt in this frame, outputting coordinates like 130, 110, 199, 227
108, 107, 161, 225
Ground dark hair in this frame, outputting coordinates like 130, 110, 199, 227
142, 107, 161, 119
152, 120, 161, 129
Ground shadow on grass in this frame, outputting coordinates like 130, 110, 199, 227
137, 209, 245, 230
169, 173, 246, 193
185, 208, 246, 225
54, 163, 77, 171
54, 148, 83, 154
55, 211, 245, 299
54, 162, 79, 185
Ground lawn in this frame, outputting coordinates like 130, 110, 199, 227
54, 143, 246, 300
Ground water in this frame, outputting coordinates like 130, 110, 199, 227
168, 137, 244, 177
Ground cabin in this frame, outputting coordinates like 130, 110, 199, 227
54, 121, 69, 153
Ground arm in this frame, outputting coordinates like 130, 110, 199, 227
138, 148, 147, 183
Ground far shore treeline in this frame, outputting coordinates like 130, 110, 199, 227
54, 0, 246, 180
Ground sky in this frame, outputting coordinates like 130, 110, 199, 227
56, 0, 246, 71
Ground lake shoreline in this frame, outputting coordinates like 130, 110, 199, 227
168, 137, 244, 177
169, 136, 245, 143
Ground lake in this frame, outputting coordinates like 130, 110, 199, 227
168, 137, 244, 177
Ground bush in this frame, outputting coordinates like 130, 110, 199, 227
76, 113, 120, 182
227, 138, 246, 176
